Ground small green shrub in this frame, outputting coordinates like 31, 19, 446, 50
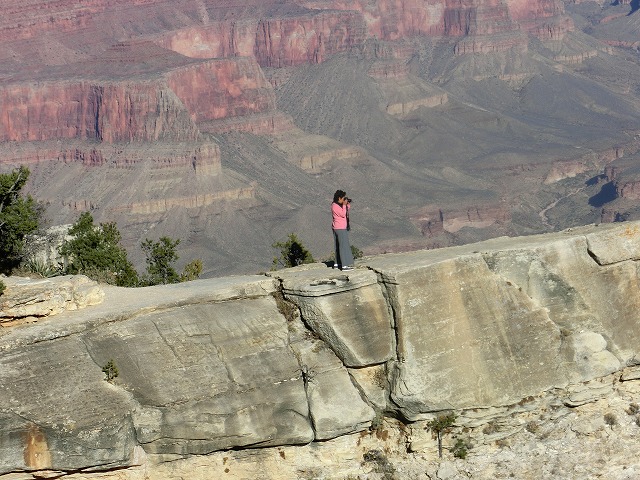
495, 438, 510, 448
482, 421, 499, 435
451, 438, 471, 459
525, 421, 539, 434
180, 258, 203, 282
362, 449, 395, 478
351, 245, 363, 259
604, 412, 617, 427
271, 233, 314, 269
60, 212, 138, 287
369, 410, 384, 433
140, 236, 180, 285
0, 166, 42, 273
0, 279, 5, 296
102, 359, 119, 382
22, 258, 63, 278
626, 402, 640, 415
272, 290, 298, 322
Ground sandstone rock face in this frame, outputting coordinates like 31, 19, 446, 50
0, 275, 104, 325
3, 223, 640, 477
166, 58, 276, 122
272, 265, 395, 367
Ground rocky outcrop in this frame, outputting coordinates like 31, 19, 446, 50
149, 0, 572, 66
157, 11, 367, 67
411, 204, 511, 236
0, 45, 280, 144
166, 58, 276, 122
506, 0, 574, 40
0, 275, 103, 326
3, 222, 640, 477
0, 0, 577, 151
115, 184, 257, 215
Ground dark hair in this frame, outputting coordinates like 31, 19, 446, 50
333, 189, 346, 203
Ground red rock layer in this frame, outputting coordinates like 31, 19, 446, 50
0, 49, 277, 143
505, 0, 574, 39
301, 0, 564, 40
0, 81, 199, 143
157, 11, 367, 67
166, 58, 276, 122
0, 141, 221, 176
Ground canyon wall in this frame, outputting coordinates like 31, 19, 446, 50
0, 0, 574, 148
2, 221, 640, 477
0, 57, 276, 144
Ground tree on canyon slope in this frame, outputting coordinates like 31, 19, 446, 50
139, 236, 181, 285
0, 166, 41, 274
139, 236, 203, 286
61, 212, 202, 287
60, 212, 139, 287
271, 233, 315, 270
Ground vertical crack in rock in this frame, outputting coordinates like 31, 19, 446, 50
368, 267, 403, 362
272, 282, 315, 434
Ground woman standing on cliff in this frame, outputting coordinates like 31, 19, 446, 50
332, 190, 354, 271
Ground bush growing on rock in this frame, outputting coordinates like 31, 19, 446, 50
271, 233, 314, 269
101, 359, 119, 382
139, 237, 203, 285
180, 259, 203, 282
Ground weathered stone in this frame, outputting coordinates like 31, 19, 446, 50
0, 277, 312, 472
0, 335, 137, 472
563, 381, 614, 407
2, 222, 640, 476
620, 365, 640, 381
292, 336, 375, 440
0, 275, 104, 321
368, 250, 566, 419
84, 297, 314, 457
349, 364, 390, 412
586, 223, 640, 265
273, 265, 395, 367
569, 331, 621, 380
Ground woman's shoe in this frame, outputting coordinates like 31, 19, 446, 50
341, 265, 354, 271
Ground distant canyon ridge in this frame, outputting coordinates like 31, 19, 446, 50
1, 0, 640, 276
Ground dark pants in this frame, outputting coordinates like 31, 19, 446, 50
333, 229, 354, 267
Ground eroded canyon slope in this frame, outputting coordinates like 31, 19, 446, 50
1, 0, 640, 276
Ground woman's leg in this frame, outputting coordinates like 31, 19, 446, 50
335, 229, 354, 267
333, 229, 341, 267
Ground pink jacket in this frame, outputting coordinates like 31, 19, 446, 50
332, 202, 350, 230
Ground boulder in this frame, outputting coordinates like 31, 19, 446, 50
0, 275, 104, 323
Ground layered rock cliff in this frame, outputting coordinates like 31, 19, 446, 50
2, 221, 640, 478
